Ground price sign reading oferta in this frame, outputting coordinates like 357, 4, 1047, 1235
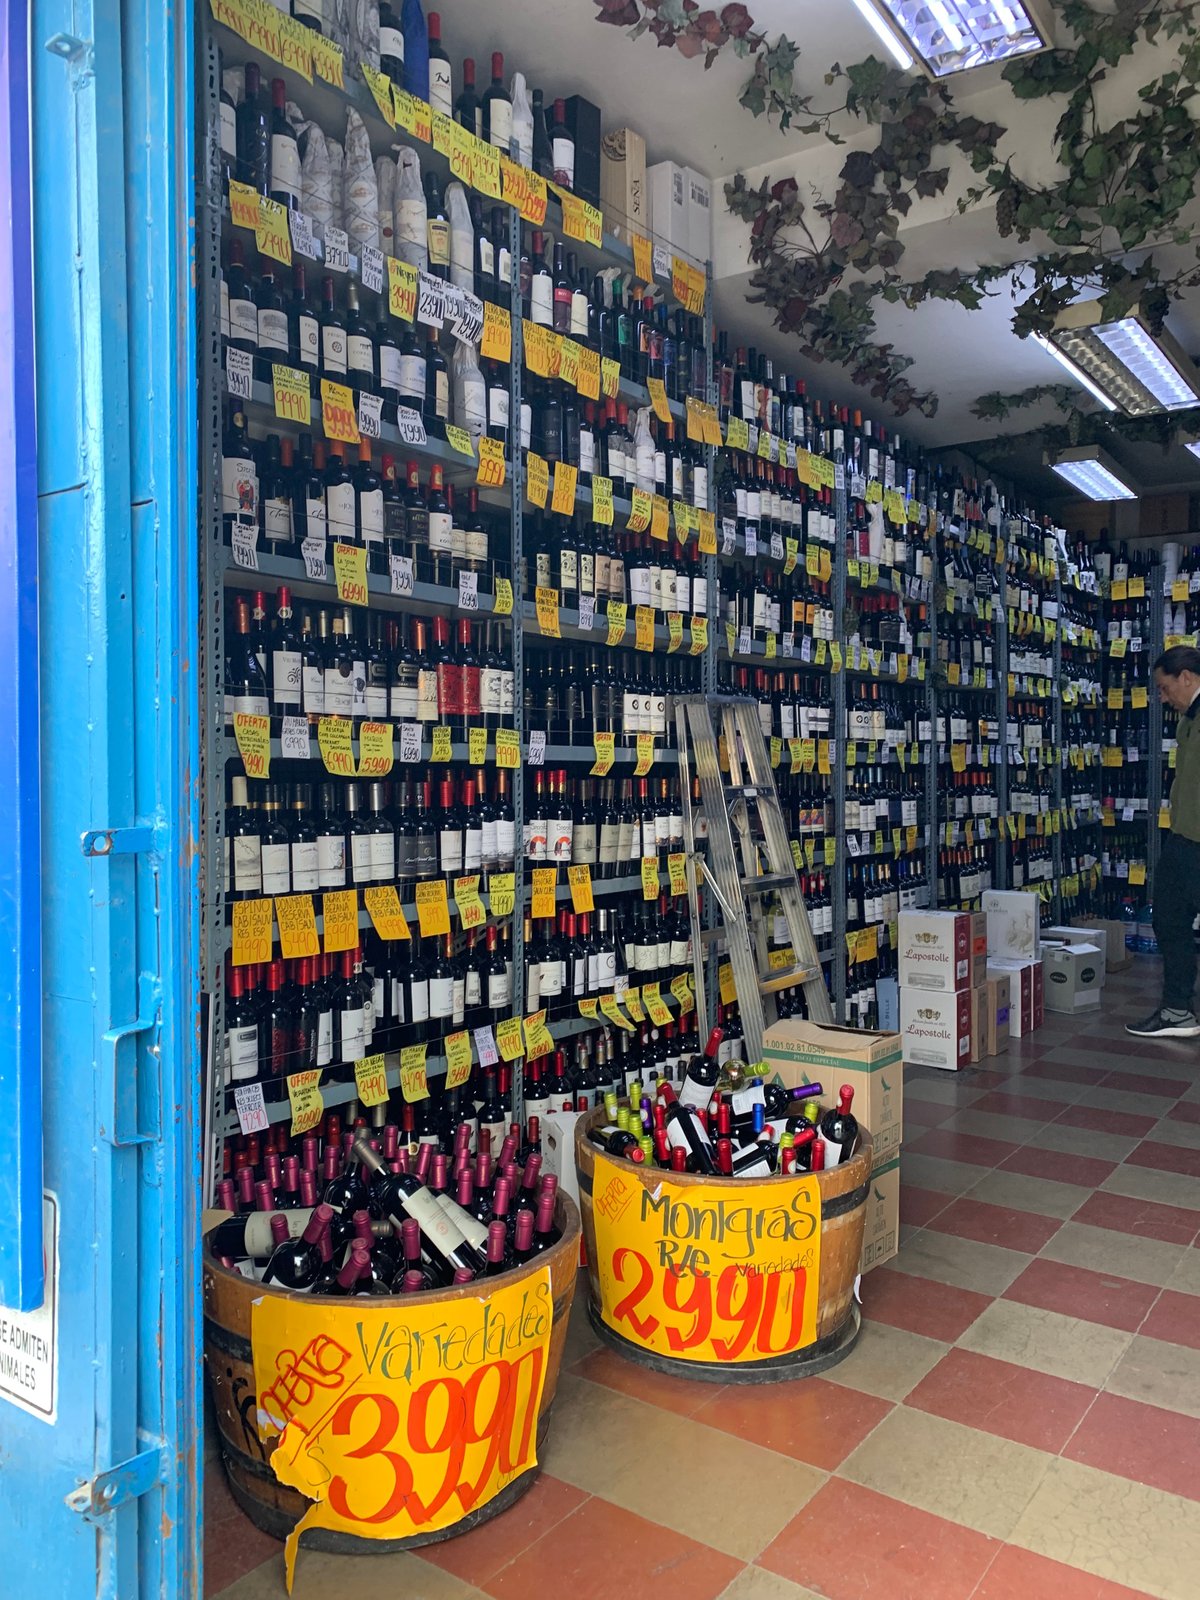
635, 733, 655, 776
357, 722, 394, 777
591, 731, 615, 776
444, 1030, 473, 1090
333, 542, 369, 607
234, 712, 271, 779
286, 1070, 323, 1137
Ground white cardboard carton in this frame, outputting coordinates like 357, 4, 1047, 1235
1042, 943, 1103, 1013
900, 985, 972, 1071
897, 909, 986, 993
1045, 924, 1107, 984
982, 890, 1042, 962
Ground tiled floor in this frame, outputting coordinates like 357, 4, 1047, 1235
208, 964, 1200, 1600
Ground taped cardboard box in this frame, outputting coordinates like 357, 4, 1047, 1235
988, 958, 1037, 1036
897, 909, 987, 993
1043, 942, 1103, 1013
859, 1156, 899, 1274
985, 972, 1011, 1057
1045, 924, 1107, 984
900, 985, 972, 1071
762, 1018, 902, 1170
1072, 916, 1131, 972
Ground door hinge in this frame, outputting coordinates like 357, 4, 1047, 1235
81, 825, 155, 858
66, 1446, 165, 1522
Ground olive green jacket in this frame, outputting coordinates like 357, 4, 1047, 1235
1171, 698, 1200, 842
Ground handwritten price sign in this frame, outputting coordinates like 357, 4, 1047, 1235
252, 1268, 553, 1591
588, 1153, 821, 1365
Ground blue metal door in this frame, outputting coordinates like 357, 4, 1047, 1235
0, 0, 201, 1596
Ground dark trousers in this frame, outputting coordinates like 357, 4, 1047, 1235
1154, 831, 1200, 1010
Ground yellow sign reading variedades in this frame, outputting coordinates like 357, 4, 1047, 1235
253, 1267, 553, 1592
588, 1155, 821, 1365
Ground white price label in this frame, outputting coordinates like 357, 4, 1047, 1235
473, 1025, 499, 1068
301, 536, 328, 581
785, 442, 797, 469
847, 835, 861, 856
800, 635, 813, 662
450, 291, 484, 346
390, 553, 414, 596
528, 730, 546, 767
721, 518, 736, 555
225, 346, 253, 399
398, 721, 423, 763
770, 532, 784, 562
1122, 805, 1136, 822
231, 520, 259, 570
652, 243, 670, 280
357, 391, 383, 438
289, 210, 320, 260
458, 569, 479, 611
835, 464, 846, 492
280, 715, 311, 761
578, 594, 595, 631
737, 626, 751, 656
782, 633, 794, 658
360, 243, 384, 294
396, 406, 427, 446
233, 1082, 269, 1134
747, 424, 759, 454
324, 226, 350, 273
1126, 746, 1139, 762
744, 526, 758, 558
417, 273, 446, 327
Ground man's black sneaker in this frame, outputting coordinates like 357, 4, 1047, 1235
1126, 1009, 1200, 1038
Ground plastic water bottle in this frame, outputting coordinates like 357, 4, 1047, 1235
1121, 898, 1138, 952
1136, 903, 1156, 955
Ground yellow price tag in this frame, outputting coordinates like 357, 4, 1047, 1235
228, 179, 261, 231
530, 866, 557, 920
481, 301, 511, 363
255, 196, 293, 266
551, 462, 578, 518
445, 424, 474, 457
287, 1070, 324, 1136
698, 509, 716, 554
635, 732, 655, 776
592, 474, 614, 526
591, 732, 615, 776
361, 62, 397, 125
453, 874, 487, 930
601, 357, 620, 398
321, 889, 359, 954
272, 364, 311, 426
523, 1008, 554, 1061
320, 379, 360, 444
607, 600, 628, 646
233, 711, 271, 780
388, 256, 417, 321
333, 541, 369, 607
689, 616, 708, 656
232, 898, 274, 967
650, 495, 669, 543
494, 728, 520, 768
363, 884, 410, 941
477, 436, 506, 488
318, 716, 356, 777
718, 960, 736, 1006
646, 377, 671, 423
667, 612, 683, 653
599, 992, 634, 1032
354, 1053, 389, 1108
667, 852, 688, 896
468, 726, 488, 765
414, 879, 450, 938
627, 487, 652, 533
642, 982, 672, 1026
400, 1043, 429, 1103
275, 894, 320, 959
535, 586, 560, 637
493, 575, 513, 616
641, 856, 659, 900
430, 725, 453, 762
495, 1016, 525, 1061
671, 971, 694, 1014
635, 606, 655, 652
567, 864, 594, 913
632, 233, 653, 284
444, 1030, 473, 1090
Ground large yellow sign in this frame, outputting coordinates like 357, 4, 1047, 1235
252, 1269, 552, 1590
590, 1157, 821, 1364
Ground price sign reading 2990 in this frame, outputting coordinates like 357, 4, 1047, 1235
590, 1158, 821, 1364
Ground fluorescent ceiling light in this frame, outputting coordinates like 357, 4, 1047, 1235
1046, 301, 1200, 416
853, 0, 1050, 77
1046, 445, 1137, 502
1183, 438, 1200, 462
1031, 331, 1118, 412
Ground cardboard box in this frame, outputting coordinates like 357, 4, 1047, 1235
1032, 958, 1044, 1029
982, 889, 1042, 962
986, 973, 1011, 1057
565, 95, 602, 209
969, 984, 988, 1064
1072, 916, 1132, 972
900, 985, 972, 1071
897, 909, 987, 993
1043, 942, 1103, 1013
647, 159, 688, 254
876, 976, 899, 1033
1045, 924, 1106, 985
762, 1018, 902, 1169
685, 166, 712, 263
859, 1157, 899, 1274
600, 126, 646, 236
987, 958, 1035, 1035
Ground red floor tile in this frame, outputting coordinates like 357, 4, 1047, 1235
758, 1478, 1000, 1600
970, 1090, 1062, 1121
419, 1473, 588, 1585
1053, 1103, 1158, 1138
1064, 1391, 1200, 1503
861, 1267, 992, 1342
1017, 1060, 1108, 1085
1101, 1069, 1191, 1099
573, 1347, 724, 1418
1140, 1288, 1200, 1351
1126, 1140, 1200, 1178
899, 1184, 953, 1227
1072, 1190, 1200, 1247
1086, 1034, 1190, 1059
483, 1494, 741, 1600
904, 1348, 1096, 1452
691, 1376, 892, 1472
998, 1146, 1117, 1189
1004, 1258, 1160, 1333
927, 1196, 1062, 1254
907, 1128, 1022, 1168
203, 1462, 282, 1598
973, 1544, 1158, 1599
1165, 1100, 1200, 1125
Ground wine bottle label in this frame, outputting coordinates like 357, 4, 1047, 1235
229, 296, 258, 346
439, 827, 464, 877
220, 277, 230, 341
478, 666, 502, 716
370, 832, 395, 880
302, 662, 325, 715
358, 488, 384, 543
259, 497, 291, 546
427, 218, 450, 266
573, 823, 597, 864
530, 275, 553, 325
233, 835, 262, 894
290, 838, 319, 892
487, 970, 510, 1010
488, 97, 514, 150
351, 833, 374, 884
527, 821, 548, 860
227, 1024, 259, 1081
417, 667, 438, 722
219, 99, 237, 158
365, 679, 388, 721
324, 665, 354, 716
498, 244, 512, 285
654, 814, 671, 849
552, 137, 575, 184
397, 352, 426, 400
477, 238, 495, 280
222, 456, 258, 521
409, 978, 429, 1025
428, 61, 453, 115
496, 817, 515, 858
378, 22, 403, 59
488, 384, 510, 428
271, 135, 302, 204
322, 325, 347, 373
428, 974, 454, 1018
233, 689, 269, 720
348, 332, 374, 375
261, 841, 290, 896
317, 832, 345, 884
257, 306, 289, 352
326, 481, 355, 541
552, 820, 573, 862
339, 1005, 365, 1063
539, 959, 563, 997
692, 465, 708, 505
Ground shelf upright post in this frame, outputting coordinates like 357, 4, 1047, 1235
925, 545, 940, 910
1148, 559, 1165, 894
701, 260, 720, 1017
1051, 568, 1064, 923
198, 25, 229, 1201
832, 449, 849, 1021
508, 204, 526, 1127
994, 568, 1010, 892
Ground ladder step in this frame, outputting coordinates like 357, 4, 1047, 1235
760, 965, 822, 993
740, 873, 793, 893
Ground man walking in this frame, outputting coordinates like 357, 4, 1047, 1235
1128, 644, 1200, 1038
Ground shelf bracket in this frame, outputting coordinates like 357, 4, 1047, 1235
66, 1446, 165, 1523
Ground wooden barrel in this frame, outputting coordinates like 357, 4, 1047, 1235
202, 1192, 580, 1552
575, 1107, 870, 1383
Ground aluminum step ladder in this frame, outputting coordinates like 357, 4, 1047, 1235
675, 694, 833, 1062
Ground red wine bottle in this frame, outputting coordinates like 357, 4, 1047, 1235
261, 1203, 334, 1289
818, 1085, 858, 1166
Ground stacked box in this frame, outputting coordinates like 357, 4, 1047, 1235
1043, 943, 1103, 1013
600, 126, 647, 236
896, 909, 986, 1068
982, 890, 1042, 962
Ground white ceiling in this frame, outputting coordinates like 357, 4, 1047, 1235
445, 0, 1200, 505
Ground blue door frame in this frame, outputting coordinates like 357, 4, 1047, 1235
0, 0, 202, 1595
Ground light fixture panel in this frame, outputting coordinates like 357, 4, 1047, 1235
864, 0, 1050, 76
1046, 446, 1137, 503
1047, 302, 1200, 416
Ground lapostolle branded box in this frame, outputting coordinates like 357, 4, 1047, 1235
900, 986, 972, 1071
762, 1019, 902, 1170
897, 909, 987, 993
859, 1156, 900, 1274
